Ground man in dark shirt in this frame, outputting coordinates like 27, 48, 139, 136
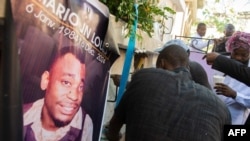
213, 24, 235, 54
105, 45, 231, 141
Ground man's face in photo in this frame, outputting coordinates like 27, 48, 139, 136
42, 53, 86, 127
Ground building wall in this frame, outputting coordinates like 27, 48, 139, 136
0, 0, 6, 18
109, 0, 196, 76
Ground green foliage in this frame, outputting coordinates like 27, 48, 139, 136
201, 7, 236, 32
100, 0, 175, 38
199, 0, 247, 33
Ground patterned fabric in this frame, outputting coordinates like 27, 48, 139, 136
115, 68, 231, 141
226, 31, 250, 52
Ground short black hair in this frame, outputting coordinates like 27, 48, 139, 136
197, 22, 206, 29
156, 45, 189, 68
48, 46, 86, 71
224, 23, 235, 31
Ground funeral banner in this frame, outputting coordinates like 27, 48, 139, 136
10, 0, 119, 140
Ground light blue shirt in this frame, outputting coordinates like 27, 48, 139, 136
216, 62, 250, 124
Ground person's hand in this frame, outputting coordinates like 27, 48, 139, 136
214, 83, 237, 99
202, 52, 220, 65
104, 124, 122, 141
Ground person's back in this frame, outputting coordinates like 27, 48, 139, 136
116, 68, 230, 141
106, 45, 231, 141
189, 60, 212, 89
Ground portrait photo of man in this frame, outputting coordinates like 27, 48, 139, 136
23, 46, 93, 141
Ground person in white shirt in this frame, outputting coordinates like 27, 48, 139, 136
190, 22, 213, 52
213, 31, 250, 124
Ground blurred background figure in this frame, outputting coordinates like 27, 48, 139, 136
189, 22, 214, 53
213, 24, 235, 54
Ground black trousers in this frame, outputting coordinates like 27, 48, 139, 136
245, 115, 250, 125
